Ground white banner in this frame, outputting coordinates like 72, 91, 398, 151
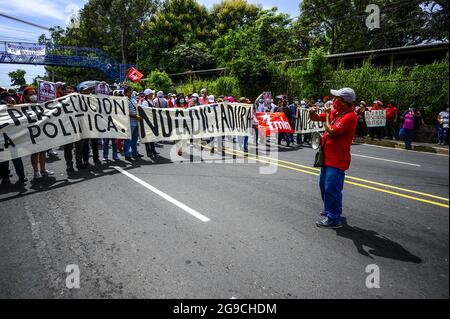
294, 108, 325, 134
138, 103, 252, 143
6, 42, 46, 56
0, 93, 131, 161
365, 110, 386, 127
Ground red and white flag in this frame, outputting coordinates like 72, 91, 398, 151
255, 112, 294, 136
127, 67, 144, 83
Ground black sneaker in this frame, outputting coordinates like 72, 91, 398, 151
17, 177, 28, 183
1, 177, 11, 186
125, 156, 133, 161
316, 217, 342, 229
66, 166, 75, 172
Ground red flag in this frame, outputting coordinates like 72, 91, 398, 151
256, 112, 294, 136
127, 67, 144, 83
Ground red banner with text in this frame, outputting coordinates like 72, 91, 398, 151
255, 112, 294, 136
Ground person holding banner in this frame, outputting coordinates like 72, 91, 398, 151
78, 86, 101, 166
309, 88, 358, 229
0, 97, 28, 184
141, 89, 160, 158
21, 87, 54, 179
369, 100, 385, 140
123, 87, 143, 161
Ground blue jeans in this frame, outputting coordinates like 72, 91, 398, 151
438, 127, 448, 144
319, 166, 346, 224
123, 125, 139, 157
403, 129, 415, 150
238, 136, 249, 150
0, 158, 25, 179
103, 138, 118, 159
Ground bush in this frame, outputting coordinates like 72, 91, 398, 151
324, 57, 449, 123
144, 70, 173, 93
175, 76, 240, 97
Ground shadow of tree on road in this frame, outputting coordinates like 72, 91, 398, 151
335, 218, 423, 264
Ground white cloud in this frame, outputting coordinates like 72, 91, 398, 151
0, 0, 67, 21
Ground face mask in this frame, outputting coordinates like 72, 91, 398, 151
29, 95, 38, 103
179, 99, 185, 104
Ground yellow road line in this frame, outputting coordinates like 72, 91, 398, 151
202, 145, 449, 209
221, 146, 449, 203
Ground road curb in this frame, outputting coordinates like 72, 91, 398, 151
353, 138, 449, 155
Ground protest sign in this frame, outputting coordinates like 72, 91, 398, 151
95, 82, 110, 96
127, 67, 144, 83
138, 103, 252, 143
37, 80, 57, 102
6, 42, 46, 56
294, 108, 325, 133
0, 93, 131, 161
255, 112, 293, 136
263, 92, 272, 109
365, 110, 386, 127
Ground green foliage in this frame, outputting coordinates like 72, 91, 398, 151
324, 57, 449, 123
165, 43, 215, 73
292, 0, 447, 54
212, 0, 261, 36
139, 0, 213, 73
175, 76, 240, 97
285, 47, 332, 99
144, 70, 173, 93
8, 69, 27, 87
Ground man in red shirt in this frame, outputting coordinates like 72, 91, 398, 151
309, 88, 358, 228
385, 103, 399, 140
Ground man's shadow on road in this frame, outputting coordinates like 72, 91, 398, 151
336, 218, 422, 264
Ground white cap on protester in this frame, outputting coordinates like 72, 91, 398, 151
330, 88, 356, 104
192, 93, 199, 98
144, 89, 154, 96
157, 91, 164, 98
208, 95, 215, 103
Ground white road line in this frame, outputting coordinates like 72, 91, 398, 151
351, 153, 421, 167
360, 143, 449, 156
114, 167, 211, 223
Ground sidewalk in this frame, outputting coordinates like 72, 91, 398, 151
353, 137, 449, 155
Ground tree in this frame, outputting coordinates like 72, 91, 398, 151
212, 0, 261, 36
292, 0, 430, 54
287, 48, 332, 99
213, 8, 292, 65
8, 69, 26, 87
165, 43, 216, 73
144, 70, 173, 93
139, 0, 213, 73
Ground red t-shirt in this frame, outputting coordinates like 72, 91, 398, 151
319, 110, 358, 171
385, 107, 398, 121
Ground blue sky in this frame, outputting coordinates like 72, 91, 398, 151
0, 0, 301, 87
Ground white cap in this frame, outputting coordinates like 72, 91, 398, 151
157, 91, 164, 98
208, 95, 215, 103
144, 89, 154, 96
330, 88, 356, 104
201, 88, 207, 94
192, 93, 199, 98
56, 81, 66, 87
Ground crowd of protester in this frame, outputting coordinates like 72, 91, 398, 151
0, 83, 448, 186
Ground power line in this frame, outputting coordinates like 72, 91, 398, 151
0, 13, 50, 31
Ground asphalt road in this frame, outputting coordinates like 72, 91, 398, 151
0, 137, 448, 299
